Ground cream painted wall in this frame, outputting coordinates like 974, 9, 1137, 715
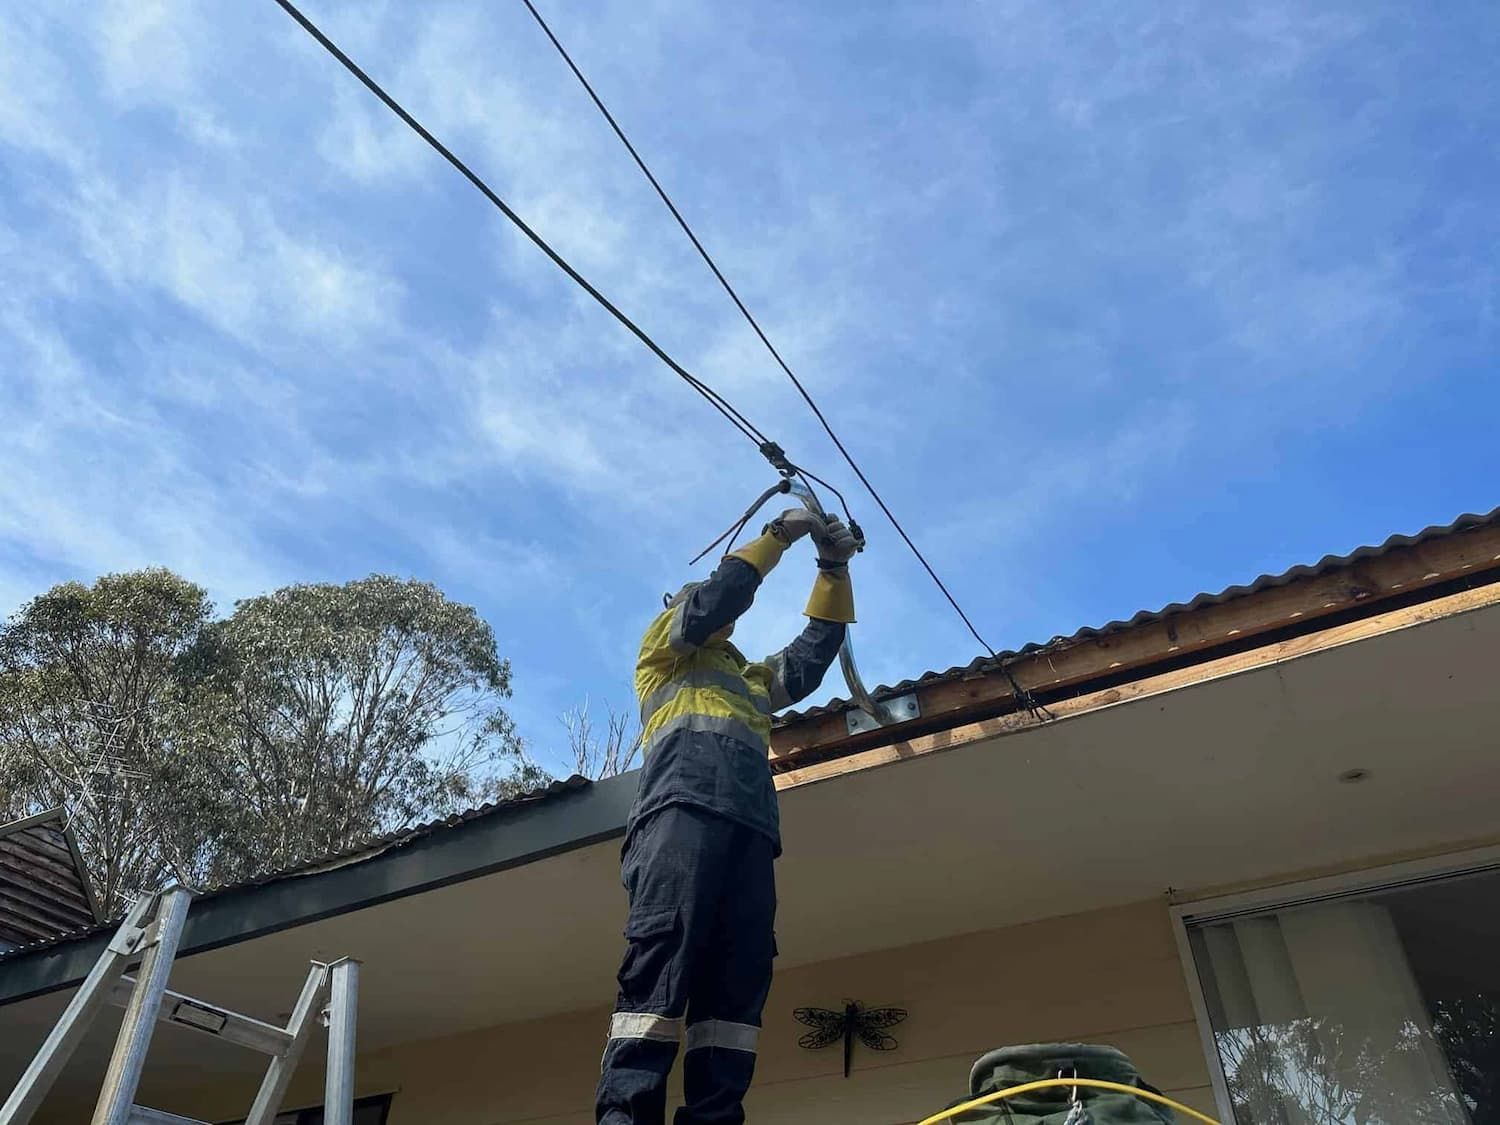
137, 898, 1217, 1125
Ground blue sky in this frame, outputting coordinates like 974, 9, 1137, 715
2, 1, 1495, 777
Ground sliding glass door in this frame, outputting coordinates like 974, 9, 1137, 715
1183, 867, 1500, 1124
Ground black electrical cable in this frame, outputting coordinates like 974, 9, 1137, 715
274, 0, 1048, 717
270, 0, 771, 452
521, 0, 1008, 666
791, 466, 853, 527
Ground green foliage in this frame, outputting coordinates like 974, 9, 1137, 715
0, 571, 547, 912
1218, 1015, 1475, 1124
183, 575, 537, 884
1432, 993, 1500, 1124
0, 569, 213, 913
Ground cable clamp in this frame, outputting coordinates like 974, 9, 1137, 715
1001, 662, 1055, 722
758, 441, 795, 475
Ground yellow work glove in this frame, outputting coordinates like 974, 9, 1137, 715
729, 507, 819, 577
805, 515, 858, 622
812, 517, 860, 566
806, 564, 856, 623
729, 531, 787, 578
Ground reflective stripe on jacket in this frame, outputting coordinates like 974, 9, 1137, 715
627, 549, 844, 852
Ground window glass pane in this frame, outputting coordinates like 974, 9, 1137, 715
1189, 869, 1500, 1124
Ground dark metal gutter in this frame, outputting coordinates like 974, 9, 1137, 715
0, 772, 635, 1008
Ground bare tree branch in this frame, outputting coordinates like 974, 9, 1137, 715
562, 698, 640, 780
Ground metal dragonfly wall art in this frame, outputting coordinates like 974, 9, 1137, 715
794, 1000, 908, 1078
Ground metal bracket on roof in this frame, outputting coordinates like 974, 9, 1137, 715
845, 692, 919, 735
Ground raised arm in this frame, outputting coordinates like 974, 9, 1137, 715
762, 618, 846, 709
760, 518, 860, 709
661, 509, 831, 653
664, 553, 766, 653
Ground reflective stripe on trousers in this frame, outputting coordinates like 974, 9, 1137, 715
604, 1015, 758, 1054
608, 1011, 684, 1044
686, 1019, 760, 1054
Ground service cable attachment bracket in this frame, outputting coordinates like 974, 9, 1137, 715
845, 692, 920, 735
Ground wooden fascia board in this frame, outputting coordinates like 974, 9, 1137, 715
774, 578, 1500, 792
771, 523, 1500, 764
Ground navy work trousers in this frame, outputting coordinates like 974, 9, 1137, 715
596, 804, 777, 1125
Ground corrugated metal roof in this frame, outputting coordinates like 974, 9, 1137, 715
190, 775, 592, 894
777, 506, 1500, 722
6, 506, 1497, 963
0, 776, 590, 963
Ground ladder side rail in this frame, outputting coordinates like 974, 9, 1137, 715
0, 893, 159, 1125
243, 963, 331, 1125
90, 888, 192, 1125
321, 960, 360, 1125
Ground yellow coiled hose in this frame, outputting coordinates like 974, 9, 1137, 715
915, 1077, 1221, 1125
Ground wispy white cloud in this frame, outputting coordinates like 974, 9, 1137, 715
0, 300, 284, 603
2, 0, 1495, 744
94, 0, 206, 103
67, 173, 402, 346
0, 7, 87, 170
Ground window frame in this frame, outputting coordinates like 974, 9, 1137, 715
1169, 841, 1500, 1123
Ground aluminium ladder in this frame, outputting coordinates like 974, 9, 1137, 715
1, 885, 360, 1125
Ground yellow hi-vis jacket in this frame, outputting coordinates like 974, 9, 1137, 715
627, 530, 852, 853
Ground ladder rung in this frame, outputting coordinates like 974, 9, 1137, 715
129, 1107, 210, 1125
110, 977, 295, 1057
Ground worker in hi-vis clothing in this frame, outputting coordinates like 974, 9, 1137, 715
596, 508, 860, 1125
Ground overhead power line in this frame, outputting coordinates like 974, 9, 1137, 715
271, 0, 768, 451
520, 0, 1004, 661
272, 0, 1038, 710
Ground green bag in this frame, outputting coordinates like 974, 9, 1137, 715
947, 1044, 1176, 1124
